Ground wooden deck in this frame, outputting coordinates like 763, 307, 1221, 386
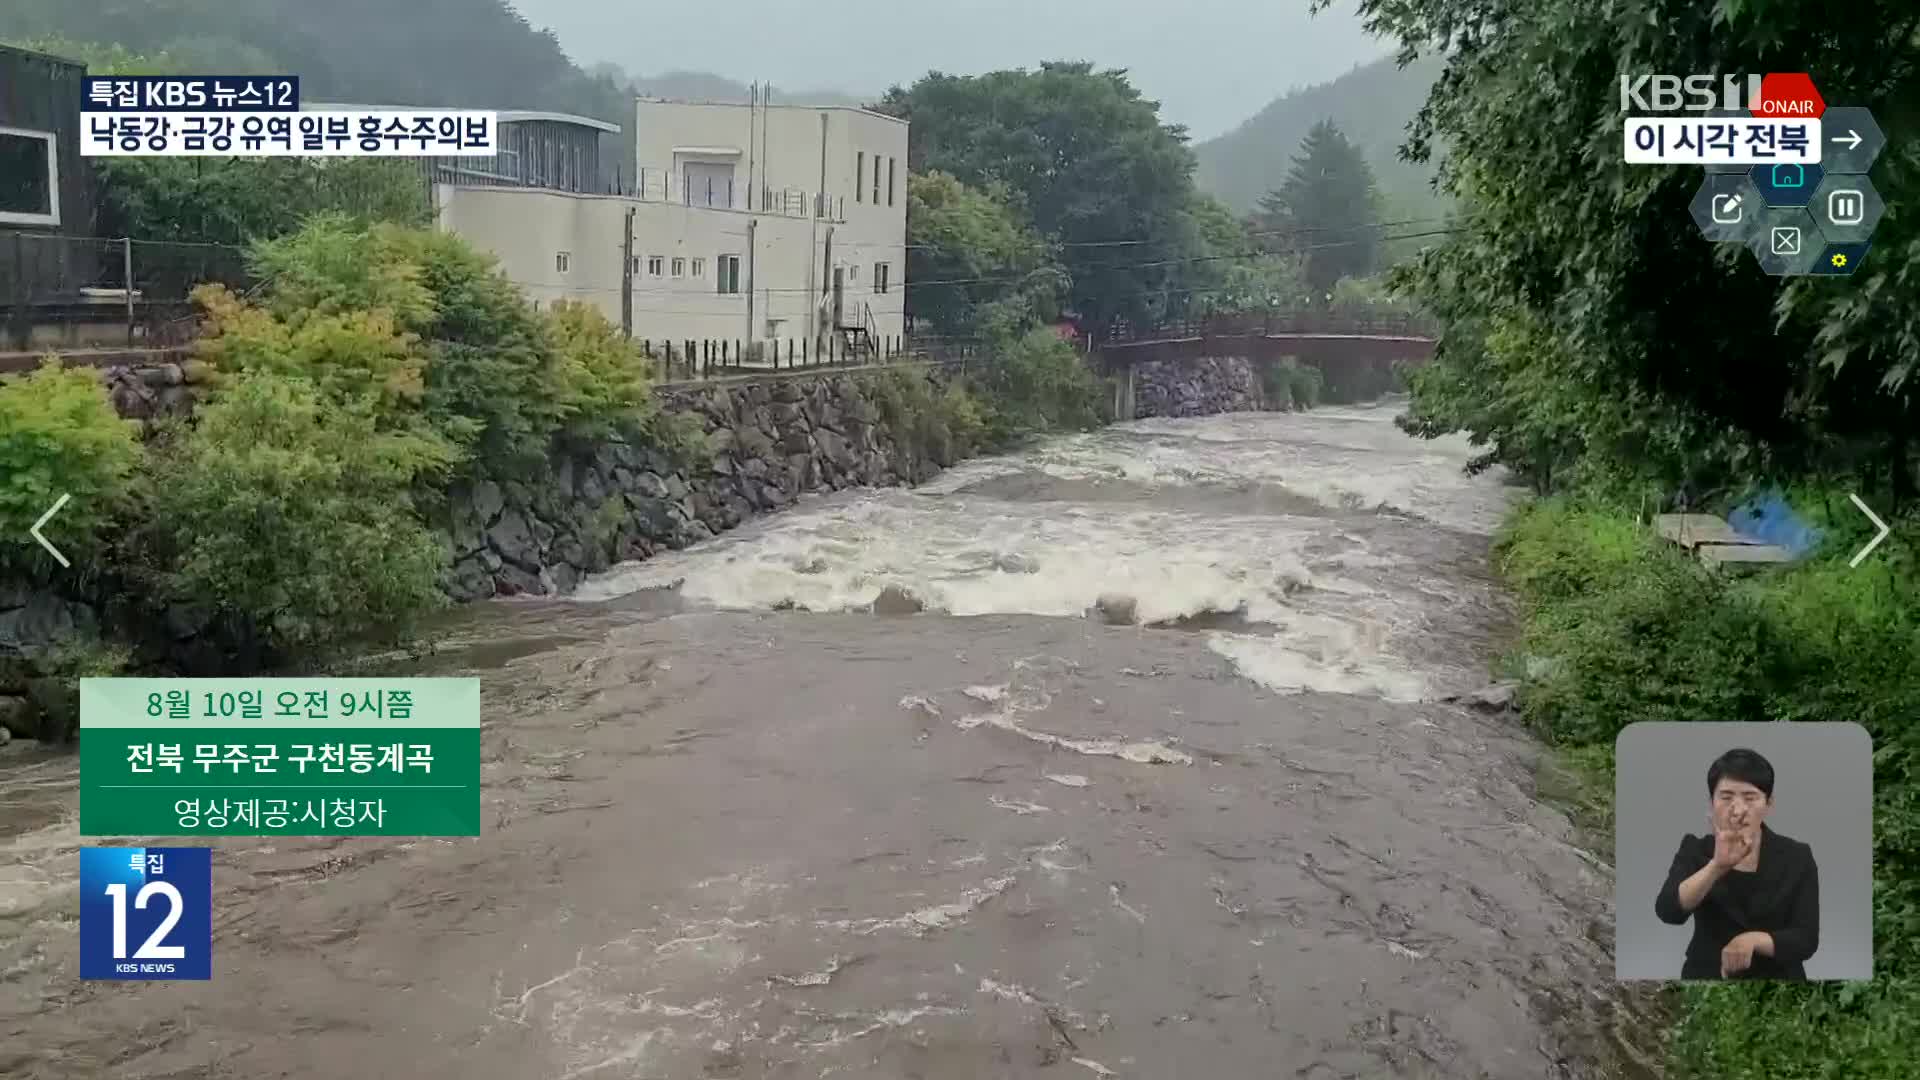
1654, 513, 1795, 569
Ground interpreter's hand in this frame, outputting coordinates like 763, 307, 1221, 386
1721, 931, 1766, 977
1710, 822, 1752, 869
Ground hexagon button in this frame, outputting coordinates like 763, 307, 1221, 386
1819, 106, 1886, 175
1808, 242, 1871, 277
1809, 174, 1885, 245
1751, 161, 1824, 207
1747, 206, 1821, 276
1690, 173, 1763, 244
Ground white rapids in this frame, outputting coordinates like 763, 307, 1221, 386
573, 402, 1516, 703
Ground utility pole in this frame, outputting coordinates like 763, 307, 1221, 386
746, 218, 758, 348
620, 206, 635, 338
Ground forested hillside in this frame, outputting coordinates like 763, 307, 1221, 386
586, 64, 867, 108
1194, 53, 1446, 219
0, 0, 862, 127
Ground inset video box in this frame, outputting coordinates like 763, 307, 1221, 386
80, 678, 480, 837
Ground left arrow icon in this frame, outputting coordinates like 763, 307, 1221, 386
31, 493, 72, 568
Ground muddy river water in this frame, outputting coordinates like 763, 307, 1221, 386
1, 403, 1648, 1079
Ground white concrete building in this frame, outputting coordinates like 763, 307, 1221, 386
435, 96, 908, 359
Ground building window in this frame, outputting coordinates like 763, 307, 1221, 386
855, 151, 864, 203
691, 257, 706, 278
874, 262, 890, 294
872, 154, 881, 204
716, 254, 742, 295
555, 251, 571, 273
647, 255, 664, 277
0, 126, 61, 226
887, 157, 896, 207
671, 257, 685, 278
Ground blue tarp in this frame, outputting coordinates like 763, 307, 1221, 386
1727, 490, 1823, 558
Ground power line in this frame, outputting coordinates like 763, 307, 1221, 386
544, 226, 1459, 299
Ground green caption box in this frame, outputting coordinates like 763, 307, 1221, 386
80, 678, 480, 837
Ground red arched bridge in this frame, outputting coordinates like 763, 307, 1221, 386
1089, 311, 1438, 372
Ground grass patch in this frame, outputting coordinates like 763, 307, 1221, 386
1494, 495, 1920, 1080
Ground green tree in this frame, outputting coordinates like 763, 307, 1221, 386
1255, 120, 1382, 296
881, 62, 1207, 334
1184, 194, 1307, 316
1331, 0, 1920, 502
139, 374, 454, 657
0, 363, 141, 575
905, 170, 1065, 338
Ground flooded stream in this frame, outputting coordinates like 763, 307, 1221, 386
1, 402, 1649, 1079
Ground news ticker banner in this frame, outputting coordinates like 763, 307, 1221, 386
84, 75, 299, 111
80, 111, 499, 157
79, 678, 480, 837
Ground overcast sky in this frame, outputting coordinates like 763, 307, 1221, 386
507, 0, 1391, 141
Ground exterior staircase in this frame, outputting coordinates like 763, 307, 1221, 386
837, 301, 877, 361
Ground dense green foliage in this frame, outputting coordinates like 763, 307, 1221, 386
1254, 121, 1384, 295
99, 158, 432, 245
882, 63, 1284, 333
139, 376, 455, 653
0, 364, 141, 575
1194, 54, 1447, 220
1496, 500, 1920, 1078
1353, 0, 1920, 502
904, 171, 1065, 339
969, 328, 1106, 444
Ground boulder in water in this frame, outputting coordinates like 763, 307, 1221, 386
871, 584, 925, 616
1092, 593, 1137, 626
1446, 681, 1519, 713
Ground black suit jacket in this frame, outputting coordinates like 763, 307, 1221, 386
1654, 824, 1819, 979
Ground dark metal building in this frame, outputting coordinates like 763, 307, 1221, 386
2, 42, 104, 345
304, 104, 619, 194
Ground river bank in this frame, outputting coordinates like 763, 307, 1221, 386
1491, 498, 1917, 1079
1, 346, 1298, 741
0, 405, 1661, 1079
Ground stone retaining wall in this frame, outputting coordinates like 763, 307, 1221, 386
442, 372, 938, 601
1130, 356, 1270, 418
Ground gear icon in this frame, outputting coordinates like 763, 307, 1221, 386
1831, 253, 1849, 268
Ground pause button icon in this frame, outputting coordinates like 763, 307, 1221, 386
1828, 189, 1865, 226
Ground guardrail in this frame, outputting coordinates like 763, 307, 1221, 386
2, 230, 251, 353
1100, 310, 1439, 344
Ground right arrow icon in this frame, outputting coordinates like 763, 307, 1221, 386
1848, 494, 1890, 568
1835, 129, 1864, 150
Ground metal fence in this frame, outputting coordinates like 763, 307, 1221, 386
643, 333, 985, 384
1, 230, 252, 355
1100, 308, 1439, 344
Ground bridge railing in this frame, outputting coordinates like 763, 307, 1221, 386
1099, 309, 1438, 344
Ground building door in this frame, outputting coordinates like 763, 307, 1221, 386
681, 161, 735, 207
832, 267, 845, 329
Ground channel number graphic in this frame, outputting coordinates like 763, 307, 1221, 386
1691, 103, 1887, 276
79, 847, 213, 980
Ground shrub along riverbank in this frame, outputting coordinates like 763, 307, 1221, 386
1494, 496, 1918, 1079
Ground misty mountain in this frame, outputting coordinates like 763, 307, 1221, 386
588, 63, 867, 109
1195, 53, 1448, 220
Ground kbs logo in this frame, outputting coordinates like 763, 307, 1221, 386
1621, 74, 1763, 113
1621, 72, 1825, 117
